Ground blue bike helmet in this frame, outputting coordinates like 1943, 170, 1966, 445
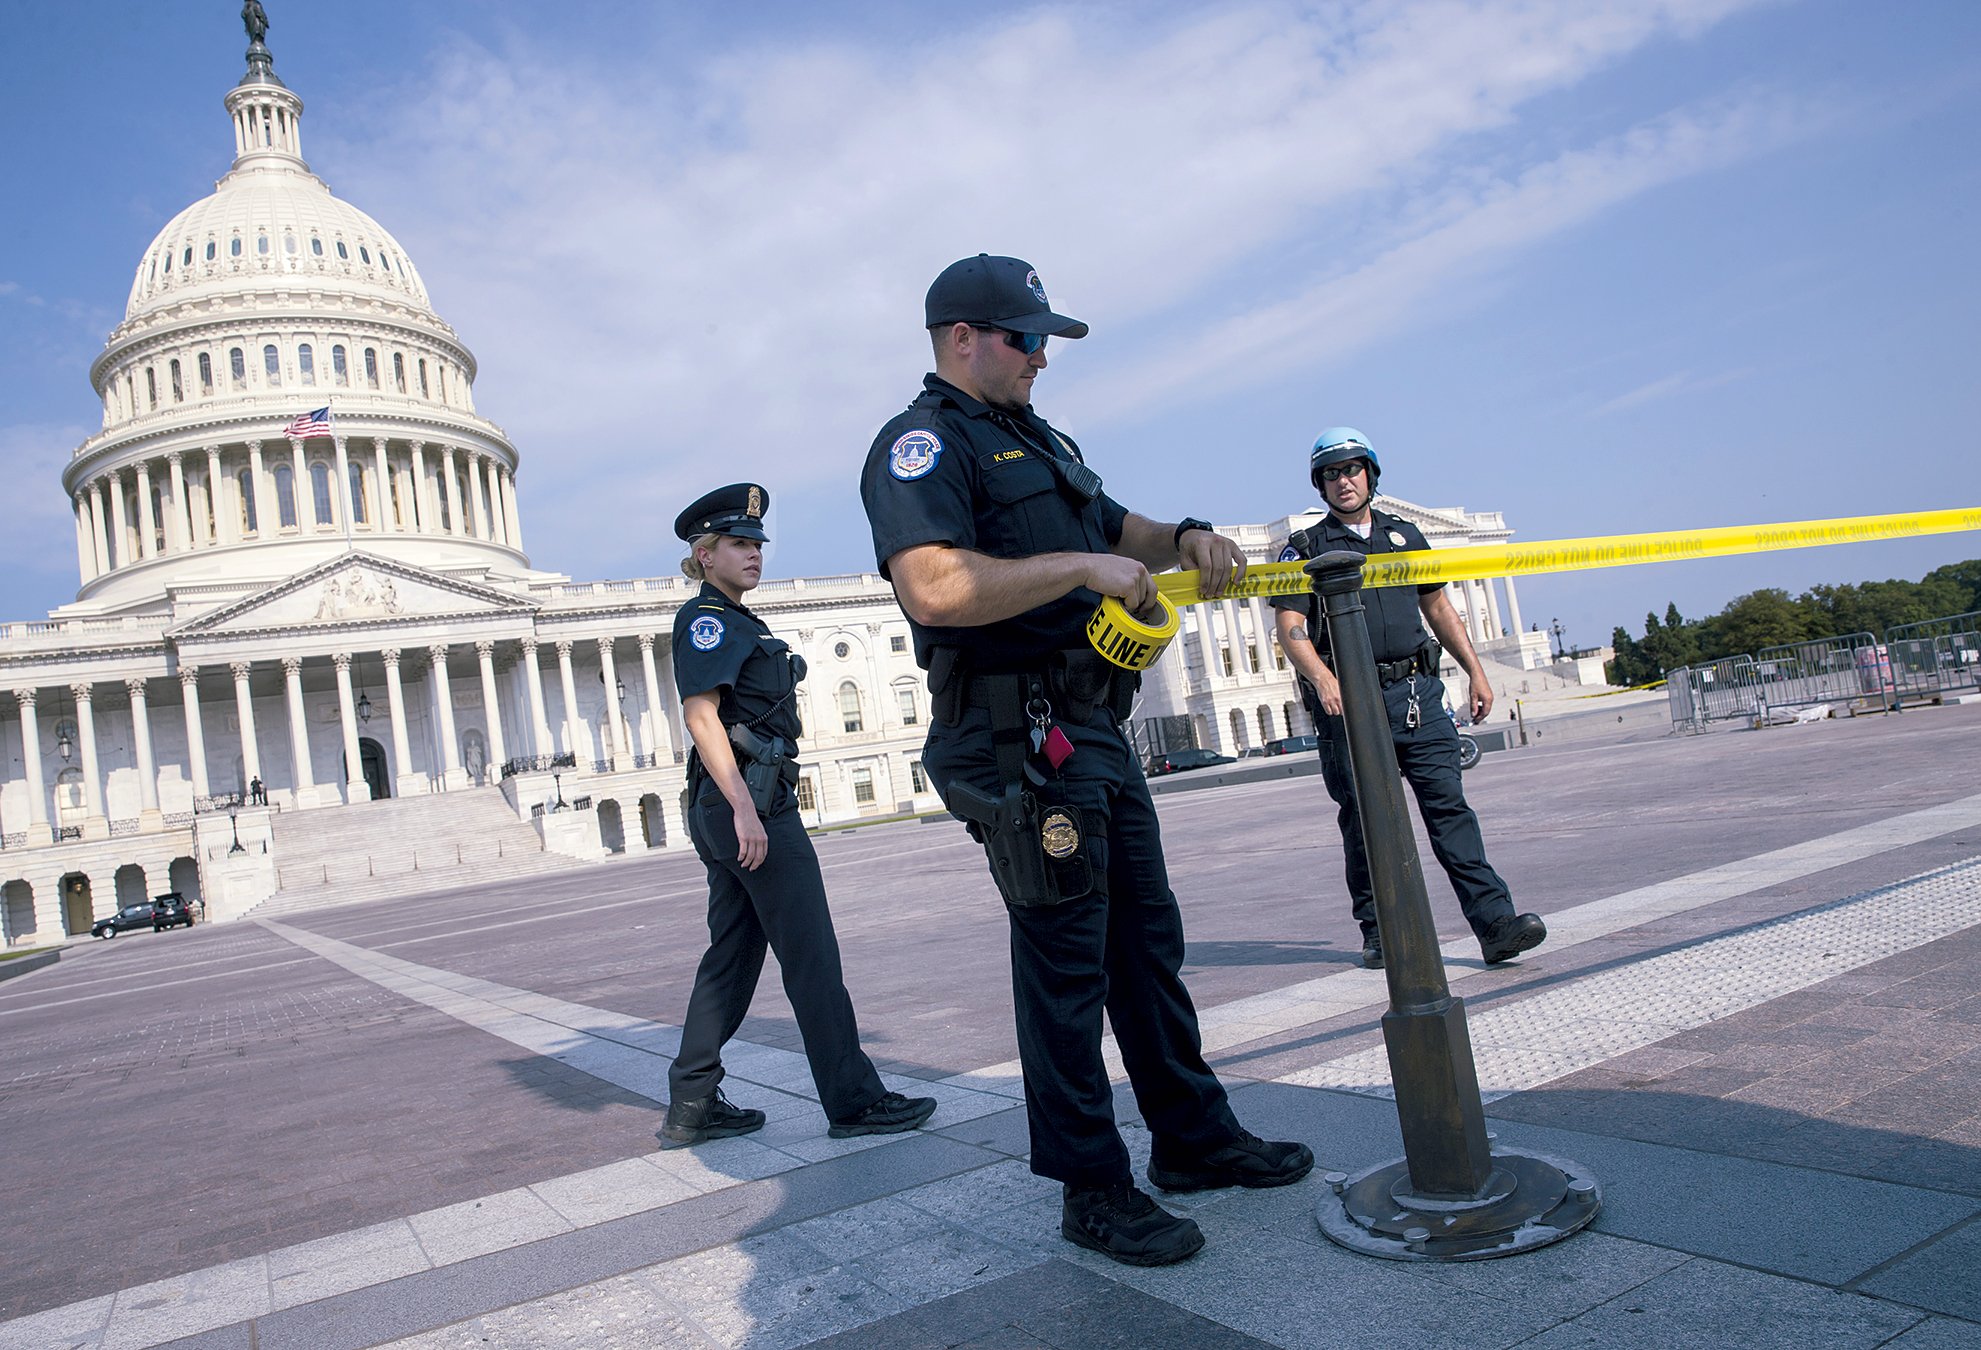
1310, 426, 1379, 491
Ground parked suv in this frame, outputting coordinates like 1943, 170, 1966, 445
151, 893, 194, 931
90, 902, 158, 939
1264, 734, 1320, 756
1145, 748, 1237, 777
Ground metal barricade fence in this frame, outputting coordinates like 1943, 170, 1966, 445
1665, 656, 1763, 731
1885, 610, 1981, 703
1752, 631, 1887, 717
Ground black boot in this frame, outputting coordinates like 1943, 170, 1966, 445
1360, 934, 1385, 969
828, 1091, 938, 1139
1061, 1182, 1204, 1266
1481, 912, 1547, 964
1148, 1130, 1316, 1193
658, 1089, 766, 1148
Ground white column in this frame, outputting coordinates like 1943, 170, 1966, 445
408, 441, 429, 533
475, 641, 508, 773
15, 689, 48, 834
74, 496, 96, 582
1248, 597, 1271, 674
283, 657, 320, 807
484, 460, 509, 545
462, 451, 484, 540
73, 682, 107, 839
1220, 599, 1244, 678
331, 436, 352, 532
597, 637, 628, 769
1484, 577, 1506, 640
289, 438, 309, 531
134, 460, 158, 560
500, 466, 522, 551
637, 634, 674, 763
165, 452, 189, 553
1504, 575, 1526, 639
382, 648, 418, 795
206, 446, 230, 545
89, 480, 112, 573
231, 661, 262, 792
333, 653, 368, 802
1471, 580, 1493, 643
428, 645, 465, 788
178, 668, 210, 799
520, 638, 553, 757
125, 678, 162, 823
108, 471, 131, 568
372, 438, 393, 533
247, 439, 270, 536
440, 446, 463, 537
556, 640, 582, 761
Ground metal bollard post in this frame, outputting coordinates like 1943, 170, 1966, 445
1305, 551, 1600, 1261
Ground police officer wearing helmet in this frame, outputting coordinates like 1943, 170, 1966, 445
1271, 430, 1546, 970
660, 483, 937, 1148
860, 256, 1313, 1268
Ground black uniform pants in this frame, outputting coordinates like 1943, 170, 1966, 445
1314, 673, 1515, 942
924, 704, 1241, 1188
670, 783, 886, 1124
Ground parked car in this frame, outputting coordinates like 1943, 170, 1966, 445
150, 892, 195, 931
91, 902, 158, 939
1264, 734, 1319, 756
1146, 748, 1237, 777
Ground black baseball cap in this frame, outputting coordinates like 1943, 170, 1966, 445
924, 254, 1089, 338
674, 482, 769, 543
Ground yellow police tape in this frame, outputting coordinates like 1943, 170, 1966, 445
1086, 506, 1981, 671
1086, 593, 1181, 672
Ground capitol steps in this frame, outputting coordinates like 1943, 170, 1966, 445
245, 786, 580, 917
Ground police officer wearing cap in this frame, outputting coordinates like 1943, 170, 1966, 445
860, 256, 1313, 1268
660, 483, 938, 1148
1271, 430, 1547, 970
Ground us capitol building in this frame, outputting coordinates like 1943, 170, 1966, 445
0, 23, 1538, 945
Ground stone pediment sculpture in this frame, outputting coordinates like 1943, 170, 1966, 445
171, 552, 537, 639
314, 569, 403, 621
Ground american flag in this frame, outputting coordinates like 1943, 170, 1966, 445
284, 406, 332, 439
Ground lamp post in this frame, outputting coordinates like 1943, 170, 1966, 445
1550, 617, 1566, 661
227, 804, 246, 855
551, 770, 568, 811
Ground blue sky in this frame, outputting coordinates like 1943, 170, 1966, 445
3, 1, 1977, 651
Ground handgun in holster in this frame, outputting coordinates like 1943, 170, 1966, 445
728, 722, 798, 816
944, 781, 1093, 908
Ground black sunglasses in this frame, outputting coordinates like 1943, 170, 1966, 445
1319, 462, 1368, 483
969, 324, 1047, 356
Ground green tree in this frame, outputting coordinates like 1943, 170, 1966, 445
1701, 588, 1820, 658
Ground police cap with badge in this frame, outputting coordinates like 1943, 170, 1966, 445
674, 482, 770, 543
925, 254, 1091, 338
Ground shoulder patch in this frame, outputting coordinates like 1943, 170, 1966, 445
1387, 529, 1408, 548
888, 429, 943, 481
1277, 543, 1301, 563
687, 614, 725, 651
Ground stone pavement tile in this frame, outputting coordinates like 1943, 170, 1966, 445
1489, 1117, 1981, 1285
406, 1188, 574, 1267
526, 1155, 703, 1227
1520, 1258, 1925, 1349
1014, 1281, 1286, 1350
897, 1158, 1063, 1227
1407, 1229, 1690, 1315
266, 1220, 430, 1311
95, 1257, 269, 1350
0, 1292, 111, 1350
783, 1197, 948, 1262
1855, 1217, 1981, 1322
1881, 1317, 1981, 1349
853, 1225, 1044, 1306
647, 1133, 806, 1192
640, 1230, 910, 1347
369, 1273, 720, 1349
935, 1102, 1033, 1159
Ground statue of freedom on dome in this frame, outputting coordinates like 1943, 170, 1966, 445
243, 1, 270, 46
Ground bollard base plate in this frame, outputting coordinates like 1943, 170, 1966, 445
1316, 1150, 1600, 1262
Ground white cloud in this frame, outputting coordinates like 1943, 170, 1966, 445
306, 0, 1787, 577
1592, 365, 1757, 416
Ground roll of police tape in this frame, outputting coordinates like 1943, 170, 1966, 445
1150, 506, 1981, 608
1086, 592, 1182, 671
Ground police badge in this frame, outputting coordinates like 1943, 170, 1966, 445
1040, 808, 1081, 859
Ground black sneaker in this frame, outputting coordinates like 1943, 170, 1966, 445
657, 1090, 766, 1148
1360, 936, 1385, 969
1480, 912, 1547, 964
827, 1090, 938, 1139
1148, 1130, 1316, 1193
1061, 1182, 1204, 1266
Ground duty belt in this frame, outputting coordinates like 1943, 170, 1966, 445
929, 648, 1138, 729
1376, 654, 1425, 685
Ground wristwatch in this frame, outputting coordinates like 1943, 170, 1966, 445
1173, 517, 1215, 550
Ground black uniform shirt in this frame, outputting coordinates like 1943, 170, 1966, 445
671, 582, 804, 742
1271, 507, 1442, 665
861, 374, 1130, 670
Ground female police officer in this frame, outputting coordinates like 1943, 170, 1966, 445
659, 483, 938, 1147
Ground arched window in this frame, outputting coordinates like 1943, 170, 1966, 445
348, 463, 368, 525
298, 344, 314, 385
838, 681, 864, 734
336, 240, 349, 260
182, 245, 193, 267
310, 236, 323, 256
1257, 706, 1273, 740
363, 348, 379, 389
205, 240, 216, 261
437, 364, 449, 403
418, 358, 430, 398
230, 236, 242, 258
262, 344, 281, 385
392, 352, 407, 393
1228, 708, 1248, 751
359, 245, 372, 264
256, 234, 269, 255
162, 250, 171, 274
198, 352, 213, 395
283, 234, 297, 255
169, 359, 183, 403
145, 368, 158, 409
1283, 701, 1298, 737
229, 347, 246, 388
149, 482, 165, 553
310, 462, 333, 525
332, 345, 348, 385
273, 463, 297, 529
237, 468, 259, 533
893, 679, 920, 727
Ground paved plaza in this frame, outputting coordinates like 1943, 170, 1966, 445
2, 704, 1978, 1348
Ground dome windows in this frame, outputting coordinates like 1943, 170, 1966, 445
363, 347, 379, 389
298, 343, 315, 386
206, 241, 216, 261
359, 245, 371, 265
169, 359, 183, 403
257, 234, 269, 256
331, 344, 348, 386
418, 358, 430, 399
336, 240, 348, 260
393, 352, 407, 393
183, 246, 194, 267
145, 367, 158, 410
310, 463, 334, 526
310, 236, 323, 256
162, 251, 171, 274
263, 344, 281, 386
229, 346, 246, 389
348, 464, 369, 525
230, 237, 243, 258
273, 464, 298, 529
237, 469, 259, 534
198, 352, 214, 396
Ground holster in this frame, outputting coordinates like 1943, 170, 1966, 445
944, 782, 1093, 908
729, 722, 798, 817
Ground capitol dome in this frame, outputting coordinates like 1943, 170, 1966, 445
60, 30, 533, 614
